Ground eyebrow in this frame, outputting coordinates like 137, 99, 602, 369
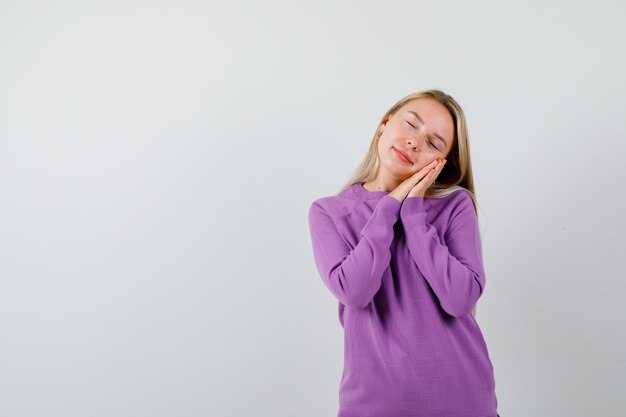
406, 111, 448, 147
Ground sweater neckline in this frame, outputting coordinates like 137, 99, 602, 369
350, 182, 434, 207
351, 182, 391, 200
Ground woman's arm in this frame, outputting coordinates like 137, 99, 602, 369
400, 192, 486, 318
308, 196, 401, 309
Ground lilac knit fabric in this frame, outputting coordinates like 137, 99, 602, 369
308, 183, 499, 417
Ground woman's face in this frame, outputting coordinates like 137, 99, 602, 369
377, 98, 455, 179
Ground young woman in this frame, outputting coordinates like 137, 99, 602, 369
308, 89, 500, 417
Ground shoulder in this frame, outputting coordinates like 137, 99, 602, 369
309, 185, 363, 221
428, 187, 473, 213
427, 188, 478, 233
309, 194, 358, 221
449, 188, 474, 210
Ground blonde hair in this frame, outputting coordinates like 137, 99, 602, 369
339, 89, 483, 318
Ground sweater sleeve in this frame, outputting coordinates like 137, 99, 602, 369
400, 193, 486, 318
308, 195, 402, 309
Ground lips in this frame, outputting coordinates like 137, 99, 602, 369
393, 147, 412, 164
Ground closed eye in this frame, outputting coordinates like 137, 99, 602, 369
405, 121, 438, 150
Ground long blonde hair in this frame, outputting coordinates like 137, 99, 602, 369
339, 89, 484, 317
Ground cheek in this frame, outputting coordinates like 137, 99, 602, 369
414, 157, 437, 171
378, 133, 394, 149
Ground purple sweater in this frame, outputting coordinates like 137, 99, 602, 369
308, 183, 499, 417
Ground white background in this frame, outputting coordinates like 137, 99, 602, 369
1, 1, 625, 416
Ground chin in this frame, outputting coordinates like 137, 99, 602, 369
385, 162, 411, 177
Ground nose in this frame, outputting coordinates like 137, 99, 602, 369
407, 135, 426, 149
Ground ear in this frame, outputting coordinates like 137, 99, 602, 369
378, 118, 389, 134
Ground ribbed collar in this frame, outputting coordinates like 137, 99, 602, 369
348, 182, 435, 208
349, 182, 390, 200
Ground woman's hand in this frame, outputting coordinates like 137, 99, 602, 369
407, 158, 446, 198
388, 158, 447, 202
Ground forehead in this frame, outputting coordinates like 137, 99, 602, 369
399, 98, 452, 123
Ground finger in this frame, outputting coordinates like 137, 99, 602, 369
430, 160, 444, 175
423, 167, 438, 183
410, 171, 435, 196
410, 168, 433, 186
413, 161, 439, 181
412, 160, 437, 176
423, 159, 439, 171
424, 169, 437, 187
405, 161, 441, 195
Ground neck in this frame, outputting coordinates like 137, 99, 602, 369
363, 179, 400, 193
